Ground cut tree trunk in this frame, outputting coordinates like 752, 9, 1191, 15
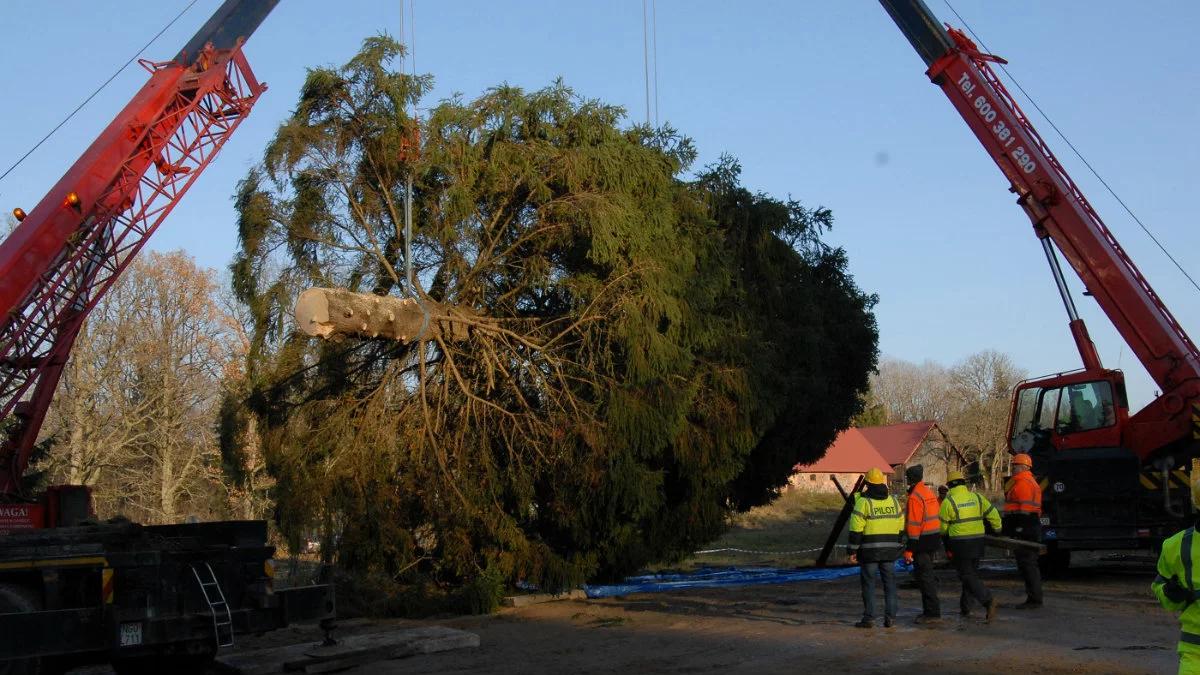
294, 287, 474, 343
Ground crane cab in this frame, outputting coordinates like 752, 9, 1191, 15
1005, 370, 1189, 558
1008, 369, 1129, 463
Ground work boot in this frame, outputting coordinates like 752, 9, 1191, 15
884, 616, 895, 628
985, 598, 999, 623
854, 618, 874, 628
1015, 600, 1043, 610
914, 614, 942, 625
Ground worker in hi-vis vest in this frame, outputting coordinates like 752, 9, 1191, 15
1152, 463, 1200, 674
940, 469, 1001, 623
847, 467, 905, 628
1003, 453, 1044, 609
905, 464, 942, 623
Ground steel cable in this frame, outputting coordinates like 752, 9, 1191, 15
0, 0, 202, 188
943, 0, 1200, 296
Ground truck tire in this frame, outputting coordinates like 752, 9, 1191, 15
0, 583, 43, 675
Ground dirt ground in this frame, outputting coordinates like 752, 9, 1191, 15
238, 555, 1177, 675
66, 487, 1180, 674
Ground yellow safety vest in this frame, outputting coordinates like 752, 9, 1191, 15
1153, 526, 1200, 660
938, 484, 1000, 541
848, 494, 904, 557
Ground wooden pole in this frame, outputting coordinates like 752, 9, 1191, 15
831, 475, 850, 501
984, 535, 1045, 554
816, 475, 864, 567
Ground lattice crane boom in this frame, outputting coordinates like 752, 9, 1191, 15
0, 0, 277, 497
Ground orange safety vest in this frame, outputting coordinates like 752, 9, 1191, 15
1004, 471, 1042, 515
906, 481, 941, 540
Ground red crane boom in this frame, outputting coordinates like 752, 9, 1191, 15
879, 0, 1200, 462
0, 0, 274, 498
879, 0, 1200, 560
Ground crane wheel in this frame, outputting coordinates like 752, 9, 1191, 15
0, 583, 44, 675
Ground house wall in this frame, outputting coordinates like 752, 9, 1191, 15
788, 471, 863, 494
893, 440, 959, 490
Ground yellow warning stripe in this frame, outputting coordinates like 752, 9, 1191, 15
1140, 471, 1192, 490
0, 555, 107, 571
102, 568, 114, 604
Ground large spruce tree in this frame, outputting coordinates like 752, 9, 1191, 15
226, 37, 876, 603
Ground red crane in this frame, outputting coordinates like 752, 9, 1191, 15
0, 0, 275, 515
879, 0, 1200, 562
0, 6, 332, 673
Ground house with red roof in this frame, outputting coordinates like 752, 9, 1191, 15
790, 421, 962, 493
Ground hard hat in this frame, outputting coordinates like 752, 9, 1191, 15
946, 469, 965, 484
905, 464, 924, 484
1012, 453, 1033, 468
865, 467, 886, 485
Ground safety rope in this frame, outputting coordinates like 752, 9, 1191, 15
693, 546, 825, 555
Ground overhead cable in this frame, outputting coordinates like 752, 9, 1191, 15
0, 0, 202, 187
944, 0, 1200, 295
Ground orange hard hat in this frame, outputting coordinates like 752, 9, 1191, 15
1012, 453, 1033, 468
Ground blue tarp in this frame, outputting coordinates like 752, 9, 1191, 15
584, 561, 911, 599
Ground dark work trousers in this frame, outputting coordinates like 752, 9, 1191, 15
955, 554, 992, 614
913, 551, 941, 617
1014, 548, 1044, 603
859, 560, 898, 621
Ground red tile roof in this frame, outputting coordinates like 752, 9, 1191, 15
857, 421, 938, 466
795, 428, 894, 474
795, 421, 939, 474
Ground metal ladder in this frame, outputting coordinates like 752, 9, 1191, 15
190, 562, 234, 648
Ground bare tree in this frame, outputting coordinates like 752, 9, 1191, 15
42, 251, 236, 523
945, 350, 1026, 491
870, 356, 953, 423
867, 351, 1026, 492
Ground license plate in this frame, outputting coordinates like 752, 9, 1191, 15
119, 622, 143, 647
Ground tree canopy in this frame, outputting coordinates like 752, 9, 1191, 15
44, 251, 236, 523
228, 36, 877, 606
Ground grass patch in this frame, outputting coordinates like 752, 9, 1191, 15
672, 490, 850, 570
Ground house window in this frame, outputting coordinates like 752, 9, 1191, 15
810, 474, 817, 481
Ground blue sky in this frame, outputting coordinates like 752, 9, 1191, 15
1, 1, 1196, 409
